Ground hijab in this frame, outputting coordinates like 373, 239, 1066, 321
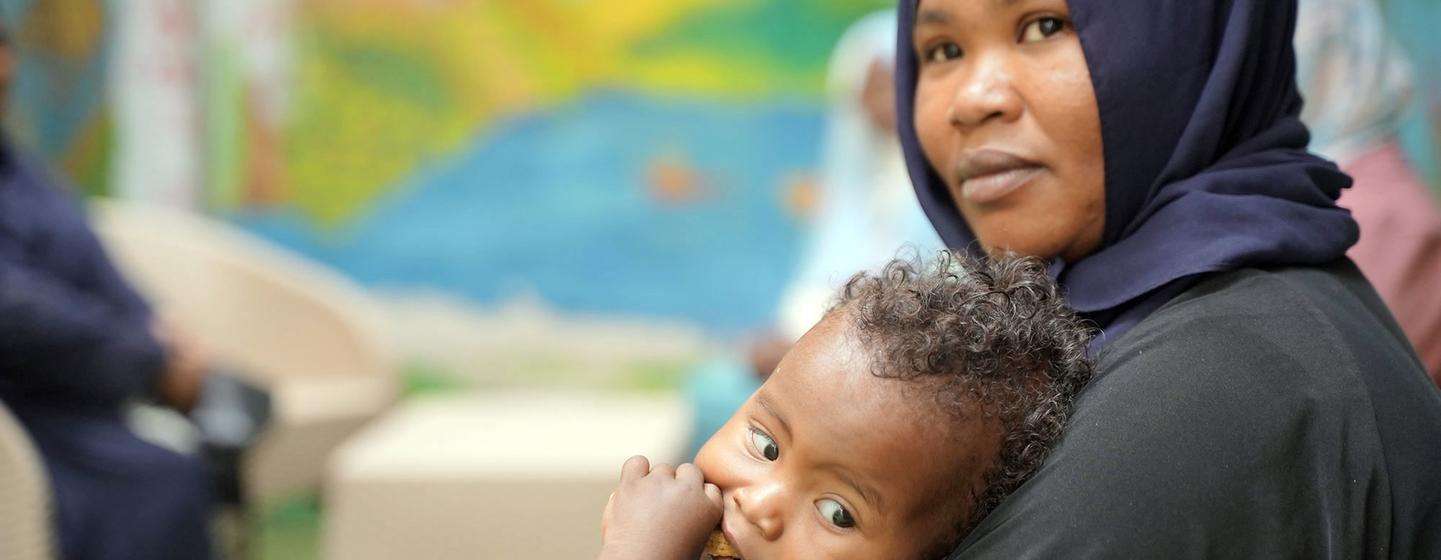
894, 0, 1359, 341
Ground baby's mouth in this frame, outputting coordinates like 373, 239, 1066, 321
703, 528, 742, 560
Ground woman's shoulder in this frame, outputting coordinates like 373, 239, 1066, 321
1098, 261, 1415, 391
1084, 264, 1384, 437
953, 262, 1441, 558
1084, 261, 1437, 437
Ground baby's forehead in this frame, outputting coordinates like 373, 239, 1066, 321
777, 311, 986, 430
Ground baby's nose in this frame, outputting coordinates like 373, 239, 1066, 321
733, 481, 788, 540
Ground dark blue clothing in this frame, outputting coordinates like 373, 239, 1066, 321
0, 149, 163, 411
0, 146, 213, 560
22, 408, 214, 560
894, 0, 1358, 339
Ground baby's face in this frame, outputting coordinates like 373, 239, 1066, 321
695, 313, 998, 560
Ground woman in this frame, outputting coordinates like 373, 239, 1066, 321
896, 0, 1441, 556
1295, 0, 1441, 382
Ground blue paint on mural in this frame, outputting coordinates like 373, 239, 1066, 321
233, 90, 822, 332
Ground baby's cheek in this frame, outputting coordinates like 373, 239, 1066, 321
693, 435, 736, 488
781, 522, 864, 560
694, 416, 752, 486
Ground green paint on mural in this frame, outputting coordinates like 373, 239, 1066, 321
632, 0, 893, 94
283, 30, 464, 228
205, 43, 245, 212
328, 39, 455, 111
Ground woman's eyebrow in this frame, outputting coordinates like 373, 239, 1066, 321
916, 9, 952, 27
919, 0, 1033, 26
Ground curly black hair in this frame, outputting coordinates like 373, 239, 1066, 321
834, 249, 1095, 556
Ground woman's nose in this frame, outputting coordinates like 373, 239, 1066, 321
732, 480, 790, 541
946, 54, 1024, 131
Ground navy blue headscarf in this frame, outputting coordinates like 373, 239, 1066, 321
895, 0, 1359, 343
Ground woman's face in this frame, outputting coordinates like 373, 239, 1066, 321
911, 0, 1105, 262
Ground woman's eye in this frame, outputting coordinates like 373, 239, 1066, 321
1020, 17, 1067, 43
817, 498, 856, 529
924, 41, 963, 63
750, 429, 779, 461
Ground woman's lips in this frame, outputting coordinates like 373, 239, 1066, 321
962, 166, 1042, 204
953, 149, 1043, 205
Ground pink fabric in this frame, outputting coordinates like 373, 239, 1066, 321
1339, 142, 1441, 384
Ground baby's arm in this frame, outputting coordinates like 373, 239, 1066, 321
599, 455, 722, 560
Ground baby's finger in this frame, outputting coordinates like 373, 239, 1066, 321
704, 483, 723, 511
676, 463, 704, 487
649, 462, 677, 479
600, 492, 614, 541
620, 455, 650, 482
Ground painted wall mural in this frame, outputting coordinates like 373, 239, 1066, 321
4, 0, 1439, 333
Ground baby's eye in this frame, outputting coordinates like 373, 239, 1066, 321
1020, 16, 1067, 43
817, 498, 856, 529
924, 41, 962, 64
750, 428, 779, 461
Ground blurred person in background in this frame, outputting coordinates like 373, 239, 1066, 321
0, 25, 215, 560
684, 10, 941, 458
768, 10, 944, 346
1296, 0, 1441, 382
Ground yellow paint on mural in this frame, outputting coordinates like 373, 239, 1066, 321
61, 108, 112, 197
285, 49, 458, 225
279, 0, 822, 225
17, 0, 105, 58
293, 0, 765, 119
562, 0, 737, 48
619, 52, 825, 100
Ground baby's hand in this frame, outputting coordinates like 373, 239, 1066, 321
599, 455, 723, 560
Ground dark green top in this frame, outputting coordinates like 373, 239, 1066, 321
956, 260, 1441, 559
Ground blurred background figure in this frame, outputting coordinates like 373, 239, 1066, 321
773, 10, 943, 341
0, 21, 216, 560
1296, 0, 1441, 382
683, 9, 941, 459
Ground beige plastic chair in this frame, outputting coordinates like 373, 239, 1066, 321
0, 400, 55, 560
91, 200, 397, 505
324, 392, 691, 560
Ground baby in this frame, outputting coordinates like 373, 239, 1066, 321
599, 251, 1095, 560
